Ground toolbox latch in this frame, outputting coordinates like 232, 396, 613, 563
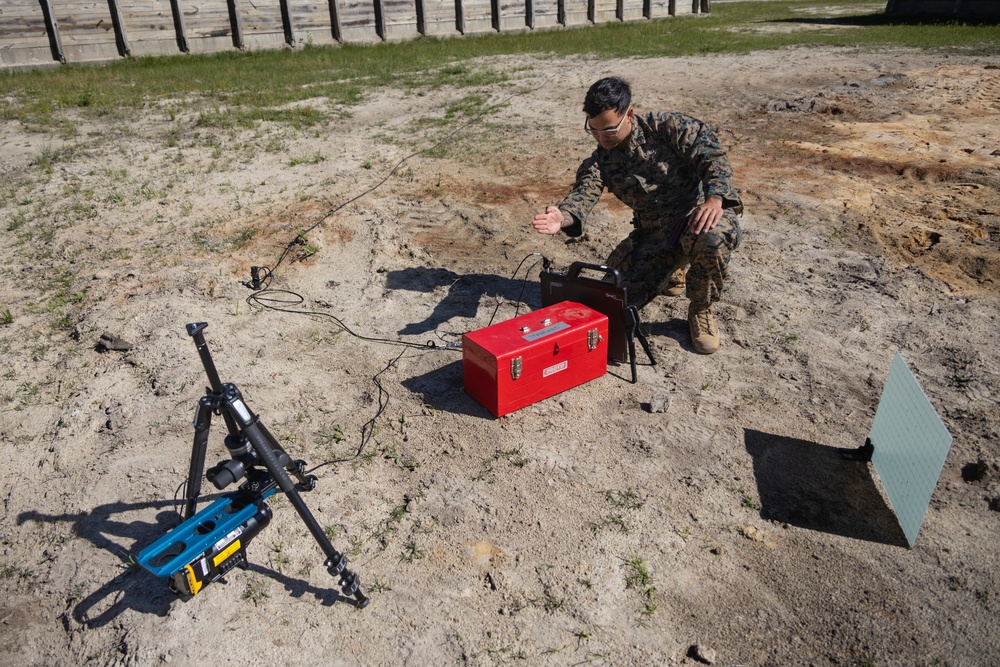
588, 328, 601, 351
511, 356, 523, 380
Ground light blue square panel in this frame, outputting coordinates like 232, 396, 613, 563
870, 351, 953, 547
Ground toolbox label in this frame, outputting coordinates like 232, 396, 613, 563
543, 360, 568, 377
524, 322, 569, 341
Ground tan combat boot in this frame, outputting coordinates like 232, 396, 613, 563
662, 267, 686, 297
688, 303, 720, 354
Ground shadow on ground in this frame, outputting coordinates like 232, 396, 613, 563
384, 266, 543, 336
20, 496, 363, 629
744, 429, 908, 547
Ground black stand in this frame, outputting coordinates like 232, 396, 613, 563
623, 305, 656, 384
139, 322, 368, 608
540, 261, 656, 383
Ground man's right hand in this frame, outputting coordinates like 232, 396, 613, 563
531, 206, 565, 235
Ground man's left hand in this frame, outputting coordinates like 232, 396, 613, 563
687, 196, 723, 234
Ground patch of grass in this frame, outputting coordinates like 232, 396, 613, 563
588, 514, 629, 535
623, 551, 653, 590
293, 231, 320, 259
0, 563, 33, 581
541, 588, 565, 613
2, 1, 991, 136
271, 542, 290, 573
242, 576, 269, 605
0, 309, 13, 325
623, 551, 658, 623
370, 577, 393, 593
604, 488, 644, 510
196, 106, 328, 130
288, 152, 326, 166
399, 539, 424, 563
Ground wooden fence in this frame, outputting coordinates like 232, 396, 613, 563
0, 0, 710, 69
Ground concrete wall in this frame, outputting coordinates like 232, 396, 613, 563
0, 0, 709, 69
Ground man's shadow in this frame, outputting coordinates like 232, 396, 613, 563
384, 267, 542, 336
645, 318, 691, 350
20, 497, 362, 629
744, 429, 907, 547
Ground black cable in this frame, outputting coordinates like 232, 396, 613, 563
304, 347, 407, 473
487, 252, 545, 327
235, 74, 558, 476
252, 73, 557, 285
245, 289, 456, 351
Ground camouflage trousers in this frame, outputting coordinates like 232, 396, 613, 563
605, 209, 741, 309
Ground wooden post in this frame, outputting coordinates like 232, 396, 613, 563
38, 0, 65, 63
169, 0, 190, 53
227, 0, 245, 49
668, 0, 676, 16
643, 0, 651, 19
374, 0, 387, 40
416, 0, 427, 35
557, 0, 565, 25
701, 0, 710, 12
328, 0, 343, 42
588, 0, 596, 23
526, 0, 534, 29
456, 0, 465, 33
107, 0, 131, 56
616, 0, 624, 21
491, 0, 500, 31
279, 0, 296, 46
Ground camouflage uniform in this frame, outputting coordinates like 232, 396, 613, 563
557, 111, 743, 309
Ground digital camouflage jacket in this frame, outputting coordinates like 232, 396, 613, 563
557, 111, 743, 237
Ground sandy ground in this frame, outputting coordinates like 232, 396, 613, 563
1, 43, 999, 666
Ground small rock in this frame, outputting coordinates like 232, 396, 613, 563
649, 393, 670, 413
95, 332, 133, 352
710, 546, 724, 556
689, 644, 717, 664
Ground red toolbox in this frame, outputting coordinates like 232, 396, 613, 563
463, 301, 608, 417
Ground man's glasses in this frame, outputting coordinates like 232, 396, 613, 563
584, 109, 631, 138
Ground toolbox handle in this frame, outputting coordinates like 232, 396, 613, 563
566, 262, 624, 288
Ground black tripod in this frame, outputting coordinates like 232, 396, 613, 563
138, 322, 368, 608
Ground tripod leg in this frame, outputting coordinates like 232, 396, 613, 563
244, 419, 369, 607
634, 328, 656, 367
184, 397, 214, 519
221, 390, 369, 608
627, 333, 638, 383
625, 306, 656, 367
623, 306, 639, 383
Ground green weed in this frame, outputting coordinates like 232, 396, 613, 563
242, 577, 269, 605
399, 539, 424, 563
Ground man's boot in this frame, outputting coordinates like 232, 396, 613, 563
688, 302, 720, 354
661, 267, 686, 297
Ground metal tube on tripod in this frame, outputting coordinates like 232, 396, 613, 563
184, 396, 214, 519
186, 322, 224, 395
187, 322, 241, 438
223, 390, 369, 607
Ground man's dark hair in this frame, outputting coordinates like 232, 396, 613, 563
583, 77, 632, 117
